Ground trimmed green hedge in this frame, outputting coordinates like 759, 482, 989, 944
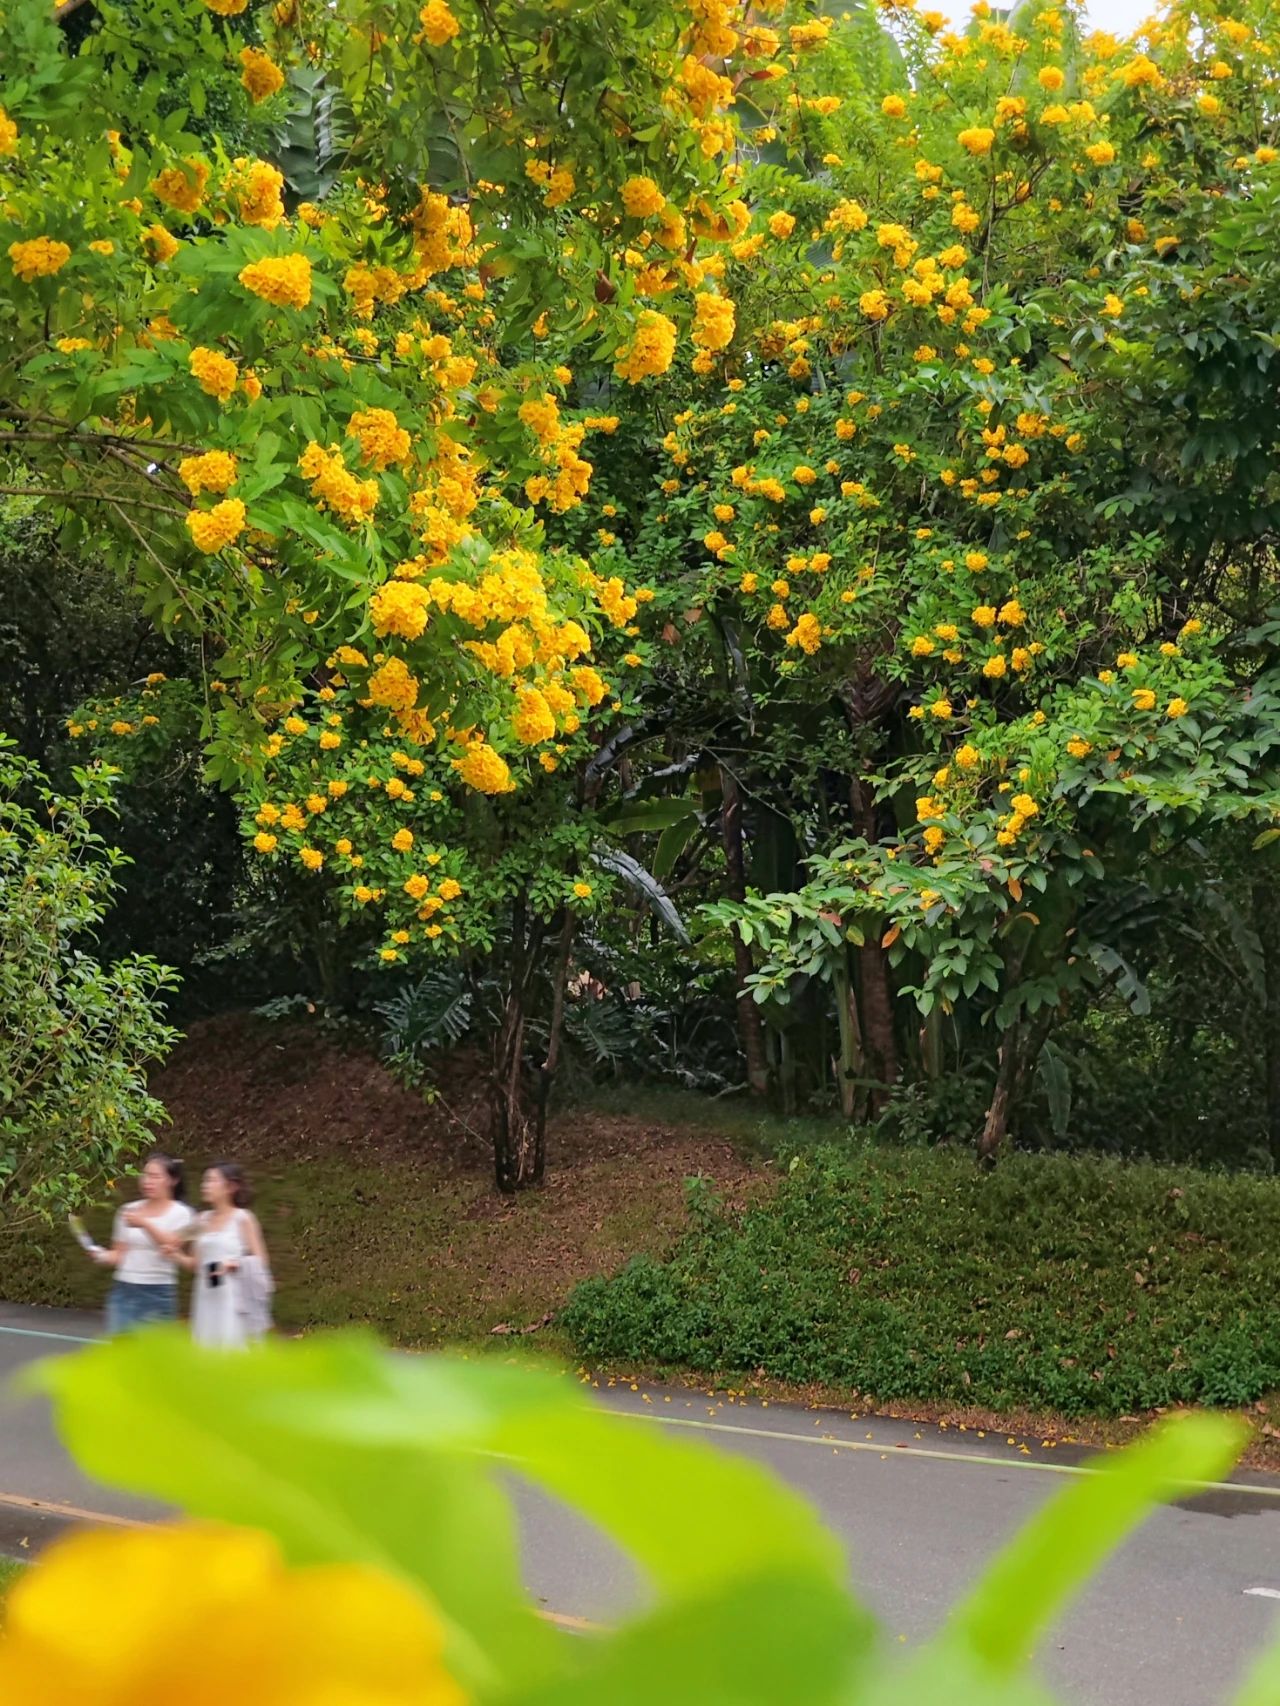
561, 1146, 1280, 1417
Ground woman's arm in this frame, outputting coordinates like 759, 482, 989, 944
125, 1210, 183, 1257
221, 1212, 266, 1273
171, 1214, 203, 1272
244, 1211, 269, 1266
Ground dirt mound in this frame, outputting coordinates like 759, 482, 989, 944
149, 1012, 491, 1171
152, 1013, 753, 1185
77, 1011, 761, 1345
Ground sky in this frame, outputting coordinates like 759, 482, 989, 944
1077, 0, 1157, 32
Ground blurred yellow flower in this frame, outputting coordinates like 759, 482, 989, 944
0, 1528, 460, 1699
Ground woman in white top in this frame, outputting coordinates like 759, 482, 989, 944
92, 1155, 193, 1335
182, 1162, 272, 1348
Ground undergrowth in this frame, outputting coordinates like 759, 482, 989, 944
561, 1143, 1280, 1417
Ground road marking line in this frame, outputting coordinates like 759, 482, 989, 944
0, 1325, 97, 1345
635, 1412, 1280, 1499
1245, 1588, 1280, 1600
540, 1609, 600, 1631
0, 1491, 145, 1528
0, 1491, 600, 1630
5, 1313, 1277, 1502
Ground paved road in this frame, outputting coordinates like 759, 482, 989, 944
2, 1301, 1279, 1704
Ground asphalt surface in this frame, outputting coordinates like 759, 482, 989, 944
2, 1300, 1279, 1704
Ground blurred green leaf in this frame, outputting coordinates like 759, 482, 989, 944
945, 1413, 1246, 1674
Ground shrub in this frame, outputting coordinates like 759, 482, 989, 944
561, 1146, 1280, 1417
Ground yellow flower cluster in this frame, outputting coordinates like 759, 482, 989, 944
410, 189, 475, 275
370, 580, 431, 641
418, 0, 460, 46
141, 223, 180, 265
298, 442, 379, 526
525, 158, 576, 207
692, 293, 736, 352
621, 175, 666, 218
786, 613, 822, 654
0, 107, 18, 156
0, 1524, 465, 1706
511, 686, 557, 745
614, 309, 677, 382
178, 450, 238, 495
238, 254, 312, 309
454, 740, 515, 793
189, 346, 239, 402
367, 657, 420, 712
233, 159, 286, 230
186, 498, 246, 553
239, 46, 285, 102
348, 407, 412, 470
152, 158, 208, 213
9, 237, 71, 281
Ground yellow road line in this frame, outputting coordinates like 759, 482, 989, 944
0, 1490, 603, 1630
637, 1411, 1280, 1498
0, 1490, 146, 1528
539, 1608, 601, 1631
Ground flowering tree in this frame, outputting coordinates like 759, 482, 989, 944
7, 0, 1280, 1171
534, 0, 1280, 1148
0, 0, 753, 1186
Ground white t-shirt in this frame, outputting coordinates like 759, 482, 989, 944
111, 1201, 193, 1284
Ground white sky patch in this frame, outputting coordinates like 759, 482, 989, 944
930, 0, 1158, 34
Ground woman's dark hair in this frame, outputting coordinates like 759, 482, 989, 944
211, 1162, 252, 1208
145, 1152, 185, 1202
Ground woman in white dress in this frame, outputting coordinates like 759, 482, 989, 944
182, 1163, 272, 1348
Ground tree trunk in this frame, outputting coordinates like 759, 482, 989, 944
719, 765, 769, 1097
977, 1024, 1022, 1167
831, 957, 864, 1120
858, 942, 898, 1114
849, 778, 898, 1110
532, 908, 576, 1183
1253, 876, 1280, 1167
491, 896, 544, 1193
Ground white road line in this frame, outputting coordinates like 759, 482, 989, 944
0, 1324, 96, 1344
638, 1412, 1280, 1499
1245, 1588, 1280, 1600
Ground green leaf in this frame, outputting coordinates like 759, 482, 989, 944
592, 847, 689, 942
603, 797, 699, 835
32, 1333, 851, 1698
285, 1351, 847, 1598
945, 1413, 1246, 1675
1235, 1632, 1280, 1706
653, 813, 701, 882
28, 1332, 560, 1698
507, 1573, 873, 1706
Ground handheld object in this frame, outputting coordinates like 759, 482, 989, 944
68, 1216, 104, 1257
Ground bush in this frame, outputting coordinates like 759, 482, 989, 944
560, 1145, 1280, 1417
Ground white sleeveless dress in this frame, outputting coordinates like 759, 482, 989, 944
191, 1211, 252, 1349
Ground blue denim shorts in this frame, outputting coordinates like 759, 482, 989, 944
106, 1281, 178, 1335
